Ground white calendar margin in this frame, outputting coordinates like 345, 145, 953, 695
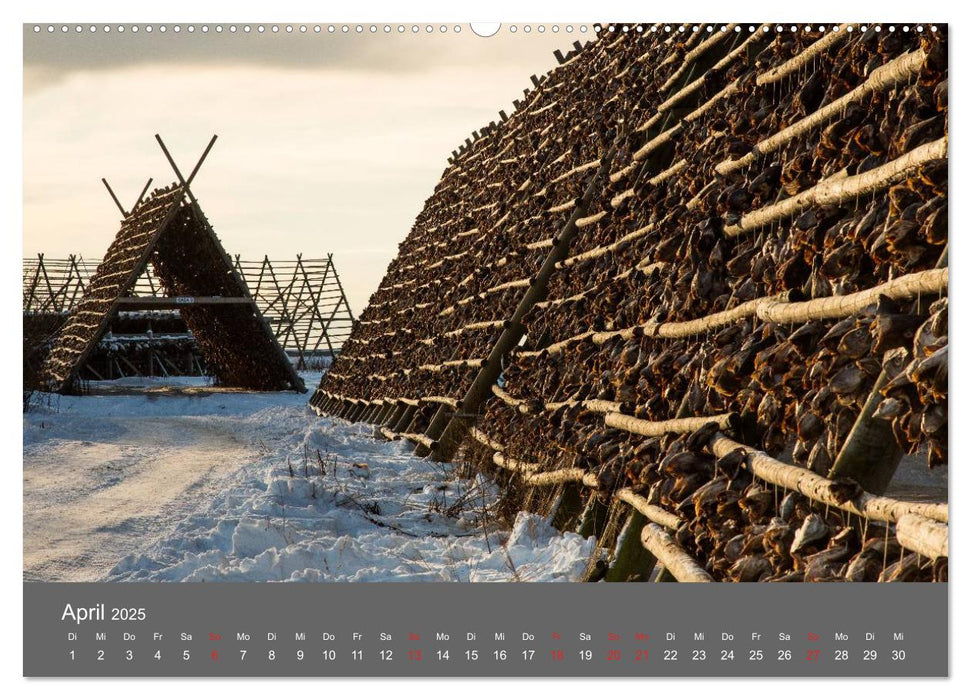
2, 0, 964, 697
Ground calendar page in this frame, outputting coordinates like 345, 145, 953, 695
21, 17, 949, 680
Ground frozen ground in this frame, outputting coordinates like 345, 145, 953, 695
23, 374, 594, 583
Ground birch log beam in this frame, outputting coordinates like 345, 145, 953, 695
554, 398, 625, 414
896, 514, 948, 560
615, 488, 683, 529
400, 432, 438, 450
575, 210, 609, 228
756, 25, 851, 86
468, 427, 506, 453
523, 468, 601, 489
717, 50, 926, 175
682, 79, 740, 122
550, 158, 602, 185
558, 224, 656, 269
648, 159, 687, 185
491, 383, 533, 411
549, 198, 579, 214
492, 451, 543, 474
518, 331, 594, 359
659, 25, 734, 92
724, 137, 948, 236
756, 268, 947, 324
592, 293, 792, 344
443, 319, 507, 337
640, 523, 714, 582
421, 396, 460, 408
534, 262, 662, 311
709, 433, 948, 523
605, 411, 736, 438
591, 269, 946, 346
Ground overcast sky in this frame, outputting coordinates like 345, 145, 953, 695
23, 25, 580, 314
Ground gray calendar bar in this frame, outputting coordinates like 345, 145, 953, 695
24, 582, 947, 677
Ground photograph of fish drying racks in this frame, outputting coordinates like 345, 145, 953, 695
23, 134, 354, 393
312, 23, 948, 583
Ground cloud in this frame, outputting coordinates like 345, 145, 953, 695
24, 26, 573, 93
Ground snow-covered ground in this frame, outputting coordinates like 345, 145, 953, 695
23, 374, 594, 583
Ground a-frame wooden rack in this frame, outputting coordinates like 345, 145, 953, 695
42, 135, 305, 395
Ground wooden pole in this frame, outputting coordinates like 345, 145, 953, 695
101, 178, 128, 217
414, 404, 453, 457
654, 567, 678, 583
25, 253, 43, 311
825, 367, 904, 494
186, 135, 219, 186
829, 248, 948, 493
391, 405, 418, 433
130, 178, 154, 213
350, 403, 370, 423
429, 148, 617, 462
577, 492, 611, 540
605, 511, 658, 582
367, 404, 385, 423
320, 253, 356, 352
360, 405, 377, 423
549, 483, 587, 532
375, 403, 395, 424
383, 402, 406, 427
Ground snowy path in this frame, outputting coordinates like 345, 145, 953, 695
23, 377, 594, 583
23, 414, 252, 581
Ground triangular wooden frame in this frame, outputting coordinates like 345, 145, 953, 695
42, 135, 305, 395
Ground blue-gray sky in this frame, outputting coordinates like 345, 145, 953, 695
23, 25, 580, 314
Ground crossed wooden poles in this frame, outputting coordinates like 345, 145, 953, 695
101, 134, 217, 220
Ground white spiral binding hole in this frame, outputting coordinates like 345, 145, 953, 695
600, 24, 937, 34
31, 24, 940, 35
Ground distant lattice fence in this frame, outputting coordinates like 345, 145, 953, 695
232, 255, 355, 364
23, 252, 354, 376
